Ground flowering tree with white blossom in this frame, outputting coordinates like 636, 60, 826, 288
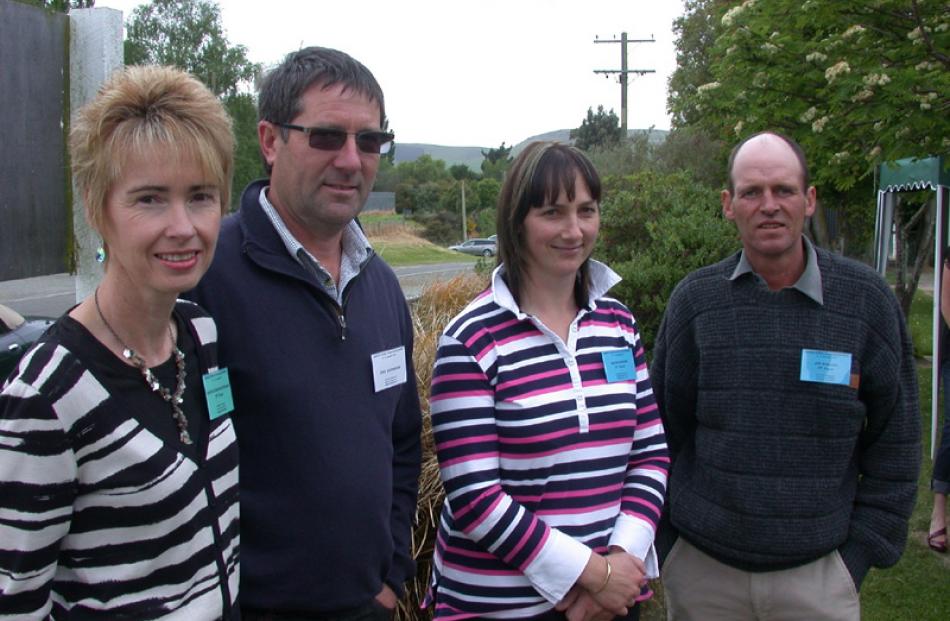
679, 0, 947, 191
668, 0, 948, 310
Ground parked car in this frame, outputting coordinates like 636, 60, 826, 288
0, 304, 54, 380
449, 238, 496, 257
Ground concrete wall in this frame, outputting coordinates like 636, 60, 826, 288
70, 8, 123, 301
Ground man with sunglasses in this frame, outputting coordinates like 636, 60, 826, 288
187, 47, 421, 621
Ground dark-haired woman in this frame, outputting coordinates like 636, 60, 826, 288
428, 142, 668, 620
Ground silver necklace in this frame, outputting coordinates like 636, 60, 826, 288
94, 288, 192, 444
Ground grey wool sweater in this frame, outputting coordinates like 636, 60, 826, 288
650, 247, 920, 588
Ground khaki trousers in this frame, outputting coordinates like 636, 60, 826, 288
662, 537, 860, 621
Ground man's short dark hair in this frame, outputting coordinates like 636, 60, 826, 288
726, 130, 810, 194
257, 47, 386, 174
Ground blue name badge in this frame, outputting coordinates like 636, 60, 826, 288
602, 348, 636, 383
202, 368, 235, 420
800, 349, 852, 386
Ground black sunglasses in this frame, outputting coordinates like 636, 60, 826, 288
276, 123, 395, 155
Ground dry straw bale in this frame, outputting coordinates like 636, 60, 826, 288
396, 272, 489, 621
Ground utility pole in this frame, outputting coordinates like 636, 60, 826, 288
593, 32, 655, 136
461, 180, 467, 242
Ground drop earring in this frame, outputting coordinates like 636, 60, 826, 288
95, 245, 106, 263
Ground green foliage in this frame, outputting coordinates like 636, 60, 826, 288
414, 209, 462, 246
124, 0, 259, 98
475, 207, 497, 238
672, 0, 949, 192
571, 105, 624, 152
652, 126, 726, 188
481, 142, 512, 164
395, 155, 450, 186
469, 178, 501, 211
374, 157, 399, 192
19, 0, 93, 11
597, 170, 737, 351
449, 164, 476, 181
667, 0, 726, 128
585, 132, 655, 178
480, 143, 513, 181
907, 287, 934, 357
224, 93, 263, 207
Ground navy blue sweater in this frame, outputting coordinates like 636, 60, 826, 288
187, 179, 422, 612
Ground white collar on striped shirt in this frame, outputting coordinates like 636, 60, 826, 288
490, 260, 621, 317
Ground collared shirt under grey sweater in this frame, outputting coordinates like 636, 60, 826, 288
651, 242, 920, 589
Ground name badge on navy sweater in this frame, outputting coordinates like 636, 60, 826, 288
800, 349, 852, 386
602, 348, 636, 383
372, 346, 407, 392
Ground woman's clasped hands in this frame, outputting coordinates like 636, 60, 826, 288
556, 550, 648, 621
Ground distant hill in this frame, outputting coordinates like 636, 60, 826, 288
394, 129, 669, 172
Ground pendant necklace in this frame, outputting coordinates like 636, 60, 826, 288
94, 288, 192, 444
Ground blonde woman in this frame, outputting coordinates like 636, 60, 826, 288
0, 66, 238, 619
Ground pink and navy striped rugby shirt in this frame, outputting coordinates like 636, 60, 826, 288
428, 263, 669, 619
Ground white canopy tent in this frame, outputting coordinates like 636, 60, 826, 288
873, 155, 950, 459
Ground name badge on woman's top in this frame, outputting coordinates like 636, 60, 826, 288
601, 348, 636, 383
372, 346, 407, 392
202, 368, 234, 419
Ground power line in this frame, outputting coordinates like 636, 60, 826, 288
593, 32, 655, 135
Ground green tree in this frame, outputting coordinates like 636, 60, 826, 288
374, 157, 398, 192
570, 105, 624, 151
481, 142, 512, 164
671, 0, 949, 312
674, 0, 948, 191
652, 126, 725, 188
667, 0, 727, 128
480, 143, 513, 180
394, 154, 450, 186
597, 170, 737, 352
124, 0, 259, 98
224, 93, 264, 201
449, 164, 477, 181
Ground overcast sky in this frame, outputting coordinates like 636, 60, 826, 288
96, 0, 685, 147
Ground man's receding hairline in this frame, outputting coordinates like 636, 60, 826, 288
730, 132, 808, 191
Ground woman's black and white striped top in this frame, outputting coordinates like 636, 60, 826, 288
0, 300, 239, 620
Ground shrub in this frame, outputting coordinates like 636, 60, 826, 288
597, 170, 738, 353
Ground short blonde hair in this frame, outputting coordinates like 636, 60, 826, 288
70, 65, 234, 232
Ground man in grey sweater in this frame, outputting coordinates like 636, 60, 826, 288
651, 131, 920, 620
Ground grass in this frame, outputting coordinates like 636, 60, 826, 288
372, 241, 478, 267
360, 212, 479, 267
862, 289, 949, 621
910, 287, 936, 357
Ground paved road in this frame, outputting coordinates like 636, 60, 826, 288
0, 261, 477, 318
394, 261, 478, 300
